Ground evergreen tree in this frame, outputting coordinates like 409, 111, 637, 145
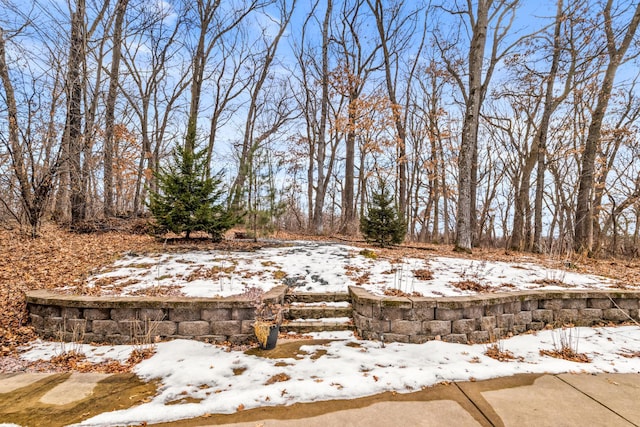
149, 144, 236, 241
360, 181, 406, 247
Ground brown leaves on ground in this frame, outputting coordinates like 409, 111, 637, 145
412, 269, 433, 280
0, 224, 162, 351
539, 348, 591, 363
26, 346, 156, 374
485, 344, 524, 362
452, 280, 492, 293
0, 224, 277, 353
264, 372, 291, 385
383, 289, 424, 298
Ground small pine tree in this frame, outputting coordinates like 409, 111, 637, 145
148, 144, 236, 241
360, 181, 406, 247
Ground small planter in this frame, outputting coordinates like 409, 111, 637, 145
254, 321, 279, 350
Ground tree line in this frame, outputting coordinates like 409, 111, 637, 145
1, 0, 639, 257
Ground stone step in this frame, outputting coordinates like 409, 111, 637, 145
280, 318, 355, 334
287, 292, 351, 304
287, 305, 353, 320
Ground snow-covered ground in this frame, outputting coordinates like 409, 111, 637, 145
79, 241, 619, 297
20, 326, 640, 426
21, 242, 640, 425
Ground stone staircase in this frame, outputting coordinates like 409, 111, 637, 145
281, 292, 354, 334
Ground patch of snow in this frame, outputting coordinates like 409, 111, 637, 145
80, 242, 619, 298
17, 326, 635, 426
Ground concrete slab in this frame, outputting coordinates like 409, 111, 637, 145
0, 373, 53, 394
208, 401, 482, 427
481, 375, 634, 426
39, 372, 110, 405
558, 373, 640, 424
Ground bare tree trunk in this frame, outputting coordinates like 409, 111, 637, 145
311, 0, 332, 234
454, 3, 488, 253
103, 0, 128, 217
67, 0, 86, 226
574, 0, 640, 254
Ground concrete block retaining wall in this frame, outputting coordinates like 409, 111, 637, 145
26, 286, 286, 345
349, 286, 640, 344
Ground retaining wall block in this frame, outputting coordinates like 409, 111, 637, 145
496, 314, 515, 331
390, 320, 422, 335
232, 307, 255, 321
563, 299, 587, 309
65, 318, 88, 334
178, 321, 211, 336
603, 308, 629, 322
170, 308, 201, 322
614, 299, 639, 310
452, 318, 477, 334
555, 309, 579, 324
61, 307, 81, 319
81, 333, 100, 343
352, 313, 370, 330
201, 308, 232, 322
44, 316, 63, 333
424, 320, 451, 336
520, 300, 538, 311
532, 309, 553, 323
468, 330, 490, 343
485, 304, 504, 316
463, 306, 483, 319
111, 308, 138, 321
513, 324, 527, 334
435, 308, 464, 321
540, 299, 563, 311
381, 298, 412, 309
31, 305, 61, 318
210, 320, 242, 336
241, 320, 255, 335
118, 320, 144, 336
528, 321, 545, 331
515, 311, 532, 325
503, 301, 522, 314
442, 334, 467, 344
405, 308, 435, 321
92, 320, 120, 335
372, 319, 391, 333
149, 321, 177, 336
577, 308, 603, 325
84, 308, 111, 320
139, 308, 166, 321
380, 307, 406, 321
588, 298, 612, 309
353, 301, 374, 318
480, 316, 496, 331
29, 314, 44, 330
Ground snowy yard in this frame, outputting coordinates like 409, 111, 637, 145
21, 326, 640, 426
77, 241, 620, 298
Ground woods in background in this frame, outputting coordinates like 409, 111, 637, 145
1, 0, 640, 257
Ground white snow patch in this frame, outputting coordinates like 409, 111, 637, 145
16, 326, 635, 426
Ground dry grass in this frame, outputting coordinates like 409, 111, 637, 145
539, 327, 591, 363
452, 280, 492, 293
484, 343, 524, 362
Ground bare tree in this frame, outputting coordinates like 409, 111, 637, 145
103, 0, 128, 217
0, 26, 63, 236
574, 0, 640, 254
435, 0, 520, 253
